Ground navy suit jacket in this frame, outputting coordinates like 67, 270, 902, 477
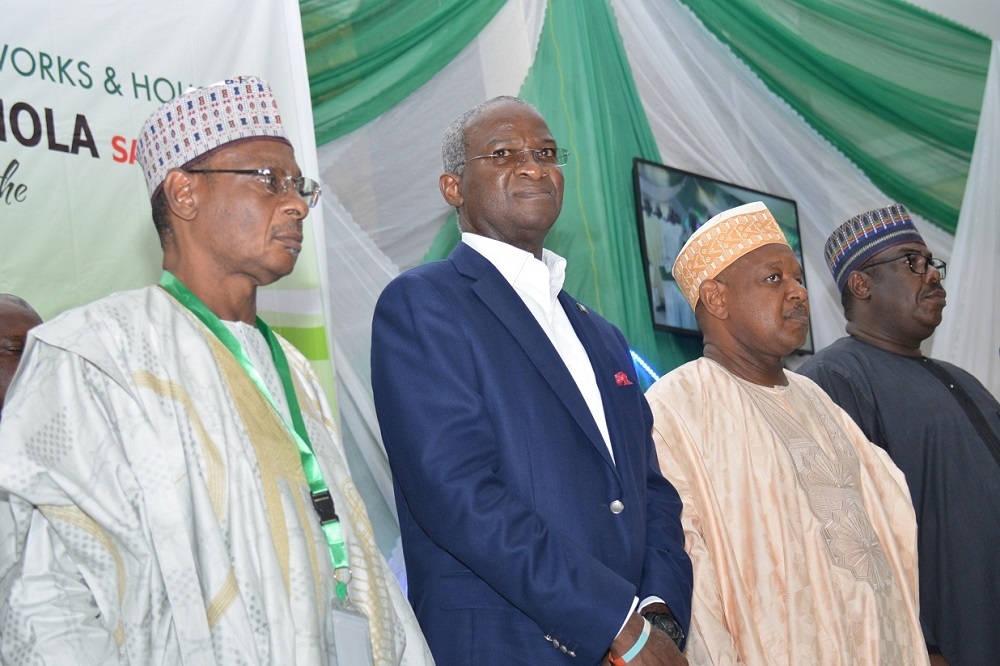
371, 243, 692, 665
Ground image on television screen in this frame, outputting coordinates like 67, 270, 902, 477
632, 158, 813, 353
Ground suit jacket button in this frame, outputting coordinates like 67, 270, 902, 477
610, 500, 624, 514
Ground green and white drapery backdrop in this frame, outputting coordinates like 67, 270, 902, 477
310, 0, 999, 562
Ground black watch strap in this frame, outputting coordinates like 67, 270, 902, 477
643, 609, 685, 649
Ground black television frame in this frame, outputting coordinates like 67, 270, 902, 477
632, 158, 813, 354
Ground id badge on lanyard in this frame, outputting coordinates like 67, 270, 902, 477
331, 600, 373, 665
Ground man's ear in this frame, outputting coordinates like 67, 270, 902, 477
699, 279, 728, 320
440, 172, 463, 208
846, 271, 871, 301
161, 169, 198, 223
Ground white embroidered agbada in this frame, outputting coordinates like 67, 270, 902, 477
0, 286, 432, 665
646, 358, 927, 666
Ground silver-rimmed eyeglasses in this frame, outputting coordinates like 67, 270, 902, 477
187, 166, 322, 208
463, 147, 570, 170
860, 252, 946, 279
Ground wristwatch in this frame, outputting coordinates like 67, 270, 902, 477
643, 609, 685, 649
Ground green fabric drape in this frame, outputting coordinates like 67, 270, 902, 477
301, 0, 507, 144
678, 0, 991, 234
424, 0, 700, 379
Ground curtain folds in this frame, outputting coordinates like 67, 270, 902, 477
931, 42, 1000, 399
301, 0, 507, 143
677, 0, 991, 234
423, 0, 701, 375
312, 0, 547, 561
611, 0, 958, 362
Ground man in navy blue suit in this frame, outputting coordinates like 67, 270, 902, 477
371, 96, 692, 665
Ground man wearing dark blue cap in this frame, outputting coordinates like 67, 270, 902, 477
798, 203, 1000, 666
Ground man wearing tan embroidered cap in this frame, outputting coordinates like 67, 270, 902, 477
645, 201, 928, 665
0, 76, 432, 664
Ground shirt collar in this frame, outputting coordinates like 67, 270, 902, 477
462, 233, 566, 304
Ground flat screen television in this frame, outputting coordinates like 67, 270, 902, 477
632, 158, 813, 353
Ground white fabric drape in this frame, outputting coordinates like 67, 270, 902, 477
315, 0, 547, 557
931, 42, 1000, 399
610, 0, 956, 364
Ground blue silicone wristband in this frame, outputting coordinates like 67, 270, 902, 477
621, 616, 651, 663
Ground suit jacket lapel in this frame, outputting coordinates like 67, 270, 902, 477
559, 291, 630, 475
450, 244, 616, 471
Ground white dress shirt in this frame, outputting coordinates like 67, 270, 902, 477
462, 233, 614, 462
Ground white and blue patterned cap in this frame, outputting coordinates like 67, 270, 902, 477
136, 75, 289, 199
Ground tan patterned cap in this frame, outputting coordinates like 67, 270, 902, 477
672, 201, 789, 310
136, 75, 290, 199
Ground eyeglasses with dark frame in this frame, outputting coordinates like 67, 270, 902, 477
187, 167, 322, 208
462, 147, 570, 170
860, 252, 947, 279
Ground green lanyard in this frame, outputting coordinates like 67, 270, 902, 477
159, 272, 350, 599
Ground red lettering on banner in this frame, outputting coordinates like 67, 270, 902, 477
111, 135, 138, 164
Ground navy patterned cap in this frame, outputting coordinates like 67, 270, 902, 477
825, 204, 924, 290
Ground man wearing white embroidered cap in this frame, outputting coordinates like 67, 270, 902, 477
0, 76, 432, 665
645, 201, 928, 665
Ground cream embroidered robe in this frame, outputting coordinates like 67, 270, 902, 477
646, 358, 927, 666
0, 286, 432, 665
